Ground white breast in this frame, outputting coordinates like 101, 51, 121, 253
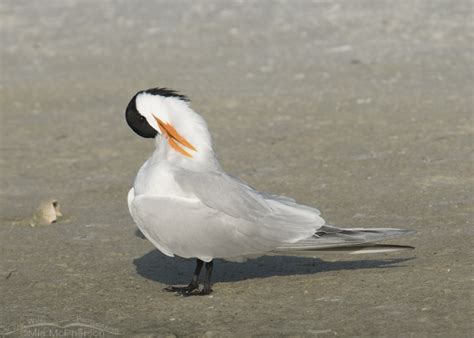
133, 159, 190, 199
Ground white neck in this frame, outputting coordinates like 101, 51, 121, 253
148, 99, 220, 171
135, 92, 222, 171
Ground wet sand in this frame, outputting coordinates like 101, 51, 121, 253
1, 1, 472, 336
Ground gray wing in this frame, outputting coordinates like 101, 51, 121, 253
275, 225, 416, 252
173, 168, 325, 242
259, 192, 321, 215
174, 169, 273, 221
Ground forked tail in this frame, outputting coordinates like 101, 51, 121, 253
275, 225, 416, 254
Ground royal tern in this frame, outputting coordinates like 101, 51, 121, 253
126, 87, 415, 296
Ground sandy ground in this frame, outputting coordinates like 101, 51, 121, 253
1, 0, 473, 336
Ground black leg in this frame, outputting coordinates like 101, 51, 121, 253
164, 259, 203, 294
194, 261, 213, 296
183, 261, 214, 296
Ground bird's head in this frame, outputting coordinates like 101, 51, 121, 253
125, 87, 198, 158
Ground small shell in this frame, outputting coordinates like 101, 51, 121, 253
31, 199, 63, 226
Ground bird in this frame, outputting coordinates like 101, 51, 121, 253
125, 87, 415, 296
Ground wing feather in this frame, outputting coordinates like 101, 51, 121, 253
130, 168, 325, 260
174, 168, 325, 242
174, 169, 272, 220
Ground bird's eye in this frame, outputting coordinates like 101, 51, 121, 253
138, 115, 145, 122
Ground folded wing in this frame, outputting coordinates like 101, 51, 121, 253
174, 168, 325, 237
130, 169, 326, 261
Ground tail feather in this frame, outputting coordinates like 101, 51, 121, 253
275, 225, 416, 253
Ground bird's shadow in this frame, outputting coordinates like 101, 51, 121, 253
133, 248, 415, 285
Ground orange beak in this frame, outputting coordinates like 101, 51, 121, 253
153, 116, 197, 158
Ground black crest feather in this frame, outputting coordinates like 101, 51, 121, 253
143, 87, 189, 102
